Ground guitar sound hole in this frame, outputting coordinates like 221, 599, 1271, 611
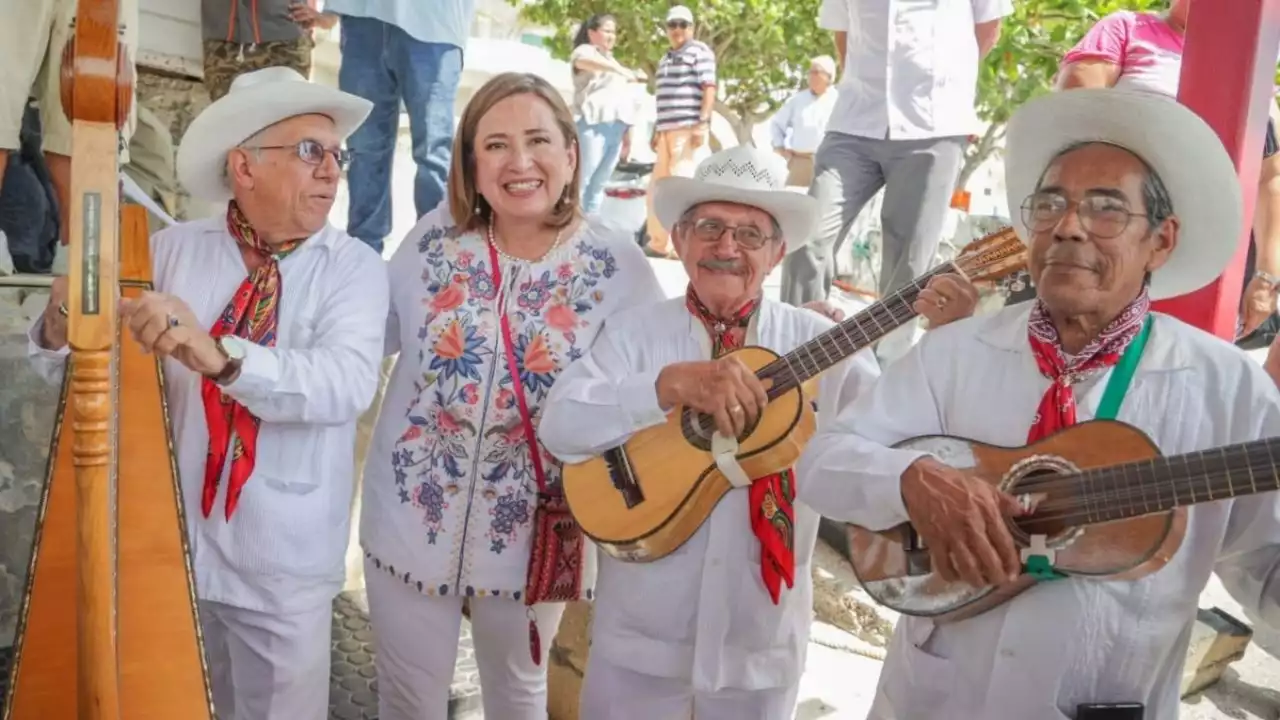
679, 407, 761, 452
1007, 467, 1078, 542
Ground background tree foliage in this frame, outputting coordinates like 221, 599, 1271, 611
962, 0, 1162, 189
517, 0, 829, 144
519, 0, 1204, 192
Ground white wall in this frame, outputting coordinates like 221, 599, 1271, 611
138, 0, 202, 77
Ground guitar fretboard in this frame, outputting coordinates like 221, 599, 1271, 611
1033, 437, 1280, 529
759, 263, 958, 398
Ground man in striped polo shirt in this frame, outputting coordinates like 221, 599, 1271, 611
645, 4, 717, 258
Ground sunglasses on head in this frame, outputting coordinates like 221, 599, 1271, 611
667, 20, 690, 29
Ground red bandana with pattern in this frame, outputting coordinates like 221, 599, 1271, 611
1025, 289, 1151, 443
199, 201, 305, 520
685, 286, 795, 604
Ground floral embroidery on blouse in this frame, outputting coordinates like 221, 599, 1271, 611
390, 228, 620, 557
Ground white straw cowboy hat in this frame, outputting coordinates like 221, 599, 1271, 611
1005, 87, 1242, 300
177, 67, 373, 202
652, 145, 819, 251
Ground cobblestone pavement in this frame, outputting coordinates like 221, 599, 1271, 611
0, 590, 484, 719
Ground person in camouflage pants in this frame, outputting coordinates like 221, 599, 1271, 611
201, 0, 334, 101
203, 36, 315, 101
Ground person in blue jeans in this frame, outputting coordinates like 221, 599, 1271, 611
326, 0, 476, 254
569, 13, 646, 214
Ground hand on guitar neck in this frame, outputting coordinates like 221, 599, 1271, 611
914, 274, 980, 329
900, 456, 1026, 587
656, 356, 770, 438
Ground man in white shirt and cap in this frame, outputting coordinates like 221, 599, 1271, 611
539, 145, 976, 719
799, 88, 1280, 719
28, 66, 390, 719
769, 55, 839, 188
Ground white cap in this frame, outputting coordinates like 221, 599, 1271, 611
810, 55, 837, 78
666, 5, 694, 23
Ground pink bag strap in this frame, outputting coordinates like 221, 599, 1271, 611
487, 240, 549, 494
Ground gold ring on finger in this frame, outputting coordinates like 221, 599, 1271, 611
58, 303, 68, 317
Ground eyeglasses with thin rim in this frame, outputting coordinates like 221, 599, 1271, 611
239, 139, 351, 171
1020, 190, 1149, 240
682, 217, 775, 250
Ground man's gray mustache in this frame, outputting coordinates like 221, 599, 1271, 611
698, 259, 747, 273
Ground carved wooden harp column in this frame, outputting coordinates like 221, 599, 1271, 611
1, 1, 213, 718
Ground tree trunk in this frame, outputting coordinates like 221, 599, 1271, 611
955, 122, 1005, 192
714, 100, 757, 149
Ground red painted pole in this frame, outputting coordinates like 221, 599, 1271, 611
1151, 0, 1280, 337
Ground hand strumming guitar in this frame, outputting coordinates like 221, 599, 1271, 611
900, 456, 1024, 587
656, 357, 769, 439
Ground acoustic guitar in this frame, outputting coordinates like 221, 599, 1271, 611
561, 228, 1028, 563
847, 420, 1280, 623
2, 1, 213, 717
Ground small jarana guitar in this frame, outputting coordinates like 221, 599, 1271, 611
561, 228, 1028, 563
847, 419, 1280, 623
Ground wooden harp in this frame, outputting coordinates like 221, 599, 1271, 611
1, 0, 213, 718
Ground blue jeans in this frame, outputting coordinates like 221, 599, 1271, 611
576, 119, 628, 214
338, 15, 463, 254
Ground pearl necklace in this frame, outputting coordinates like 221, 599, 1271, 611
486, 222, 566, 264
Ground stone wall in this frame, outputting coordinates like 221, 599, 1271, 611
0, 288, 58, 648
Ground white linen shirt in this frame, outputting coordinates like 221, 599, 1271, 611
797, 304, 1280, 720
769, 88, 840, 154
539, 297, 881, 693
28, 216, 389, 614
819, 0, 1014, 140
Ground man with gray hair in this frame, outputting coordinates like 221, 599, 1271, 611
539, 145, 975, 719
769, 55, 839, 188
28, 67, 389, 719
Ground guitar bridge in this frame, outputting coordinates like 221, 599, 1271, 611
603, 448, 645, 509
902, 525, 932, 576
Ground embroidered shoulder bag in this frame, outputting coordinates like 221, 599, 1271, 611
487, 240, 586, 665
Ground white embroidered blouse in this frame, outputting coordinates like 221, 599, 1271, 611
360, 206, 664, 600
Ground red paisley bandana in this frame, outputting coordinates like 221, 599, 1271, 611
1025, 289, 1151, 443
199, 201, 304, 520
685, 286, 794, 604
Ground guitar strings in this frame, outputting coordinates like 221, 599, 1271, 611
981, 442, 1280, 527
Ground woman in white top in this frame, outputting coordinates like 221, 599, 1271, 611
570, 13, 646, 213
359, 71, 666, 720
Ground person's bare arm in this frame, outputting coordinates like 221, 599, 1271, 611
1056, 59, 1121, 90
975, 19, 1001, 59
573, 49, 642, 80
699, 85, 716, 125
833, 31, 847, 74
1255, 104, 1280, 276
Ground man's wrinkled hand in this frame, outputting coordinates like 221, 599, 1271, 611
655, 356, 769, 438
900, 456, 1024, 587
119, 292, 227, 377
914, 273, 979, 329
802, 299, 845, 323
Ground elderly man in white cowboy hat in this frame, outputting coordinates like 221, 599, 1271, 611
538, 144, 976, 719
28, 66, 389, 718
799, 87, 1280, 719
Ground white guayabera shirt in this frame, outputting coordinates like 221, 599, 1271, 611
799, 304, 1280, 720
